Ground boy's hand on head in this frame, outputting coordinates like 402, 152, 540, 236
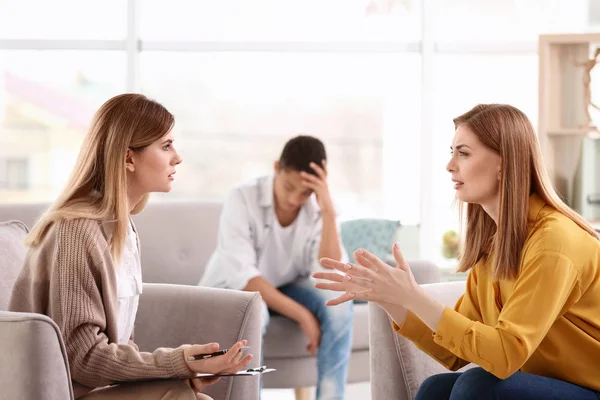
301, 160, 335, 214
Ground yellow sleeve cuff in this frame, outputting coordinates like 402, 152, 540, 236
433, 306, 474, 353
392, 311, 431, 344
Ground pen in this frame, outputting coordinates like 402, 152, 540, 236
187, 346, 250, 361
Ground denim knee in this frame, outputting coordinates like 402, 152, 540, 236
415, 373, 461, 400
317, 299, 353, 332
419, 374, 444, 394
451, 368, 499, 400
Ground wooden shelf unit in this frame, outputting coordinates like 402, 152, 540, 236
538, 33, 600, 205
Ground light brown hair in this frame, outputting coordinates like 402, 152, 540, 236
455, 104, 599, 280
26, 93, 175, 262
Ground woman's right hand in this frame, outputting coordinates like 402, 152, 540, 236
184, 340, 253, 374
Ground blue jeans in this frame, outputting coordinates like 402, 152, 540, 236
415, 367, 600, 400
261, 278, 353, 400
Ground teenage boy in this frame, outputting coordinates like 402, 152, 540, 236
200, 135, 353, 399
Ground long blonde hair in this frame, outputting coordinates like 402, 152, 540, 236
455, 104, 599, 280
26, 93, 175, 261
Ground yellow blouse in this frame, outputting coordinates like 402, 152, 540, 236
395, 194, 600, 391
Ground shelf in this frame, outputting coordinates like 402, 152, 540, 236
540, 33, 600, 45
539, 33, 600, 212
547, 127, 599, 137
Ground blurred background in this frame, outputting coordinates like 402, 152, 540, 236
1, 0, 599, 267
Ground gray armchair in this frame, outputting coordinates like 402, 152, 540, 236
0, 218, 263, 400
369, 281, 473, 400
134, 284, 263, 400
0, 310, 73, 399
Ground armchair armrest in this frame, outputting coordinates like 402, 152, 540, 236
0, 310, 73, 400
369, 281, 467, 400
135, 284, 263, 400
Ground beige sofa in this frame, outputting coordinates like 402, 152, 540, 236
369, 281, 474, 400
0, 201, 442, 398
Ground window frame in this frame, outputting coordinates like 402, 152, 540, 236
0, 0, 571, 259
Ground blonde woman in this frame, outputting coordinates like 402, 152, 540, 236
9, 94, 252, 400
313, 104, 600, 399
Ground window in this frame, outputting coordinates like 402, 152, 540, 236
0, 158, 29, 190
139, 0, 421, 42
0, 0, 598, 262
0, 50, 126, 201
431, 0, 591, 43
141, 52, 421, 220
0, 0, 126, 39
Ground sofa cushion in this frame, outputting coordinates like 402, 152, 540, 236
341, 218, 400, 264
132, 201, 223, 285
0, 202, 221, 286
263, 302, 368, 359
0, 204, 46, 232
0, 221, 29, 311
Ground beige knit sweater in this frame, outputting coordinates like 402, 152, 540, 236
9, 218, 192, 398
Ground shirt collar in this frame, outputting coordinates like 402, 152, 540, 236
100, 220, 116, 242
99, 218, 135, 243
527, 192, 547, 225
258, 175, 275, 208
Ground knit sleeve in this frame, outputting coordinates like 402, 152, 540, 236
52, 220, 191, 387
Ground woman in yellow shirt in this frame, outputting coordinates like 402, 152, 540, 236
313, 104, 600, 399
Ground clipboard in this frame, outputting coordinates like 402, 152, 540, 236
194, 366, 276, 378
112, 366, 275, 385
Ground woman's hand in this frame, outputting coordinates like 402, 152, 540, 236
312, 243, 421, 309
184, 376, 221, 398
184, 340, 253, 375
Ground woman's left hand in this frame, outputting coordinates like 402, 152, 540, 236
185, 376, 220, 398
313, 243, 421, 308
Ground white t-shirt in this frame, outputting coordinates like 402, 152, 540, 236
200, 175, 348, 290
116, 221, 143, 345
258, 214, 299, 288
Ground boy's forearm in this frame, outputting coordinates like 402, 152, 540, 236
318, 211, 342, 261
243, 276, 308, 322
